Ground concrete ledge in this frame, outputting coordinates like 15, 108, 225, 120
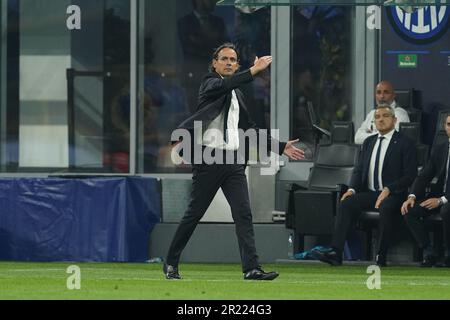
149, 223, 290, 263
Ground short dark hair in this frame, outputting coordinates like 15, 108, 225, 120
209, 43, 239, 72
375, 105, 396, 118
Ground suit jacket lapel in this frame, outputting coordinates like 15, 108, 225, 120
363, 135, 378, 186
382, 131, 398, 172
235, 89, 250, 128
438, 142, 449, 178
235, 89, 248, 113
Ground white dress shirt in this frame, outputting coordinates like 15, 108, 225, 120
368, 129, 395, 191
355, 101, 410, 145
199, 90, 240, 151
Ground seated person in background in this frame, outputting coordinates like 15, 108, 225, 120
355, 81, 410, 145
313, 105, 417, 267
401, 115, 450, 268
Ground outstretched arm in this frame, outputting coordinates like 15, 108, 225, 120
283, 139, 305, 161
250, 56, 273, 76
250, 55, 305, 160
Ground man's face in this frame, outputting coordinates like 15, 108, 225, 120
374, 107, 397, 135
445, 116, 450, 138
212, 48, 239, 77
375, 82, 396, 106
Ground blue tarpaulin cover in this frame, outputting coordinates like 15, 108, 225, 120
0, 177, 161, 262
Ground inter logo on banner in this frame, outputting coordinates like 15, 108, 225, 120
387, 5, 450, 45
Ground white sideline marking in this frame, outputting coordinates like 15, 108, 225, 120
3, 269, 450, 286
4, 268, 113, 272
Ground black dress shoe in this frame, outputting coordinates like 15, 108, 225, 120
163, 263, 181, 280
311, 247, 342, 266
420, 255, 437, 268
244, 268, 279, 281
375, 254, 387, 267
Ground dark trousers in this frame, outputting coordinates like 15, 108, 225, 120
331, 191, 404, 257
404, 201, 450, 252
165, 163, 259, 273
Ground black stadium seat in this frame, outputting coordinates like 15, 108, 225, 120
399, 122, 428, 168
395, 88, 422, 123
330, 121, 354, 144
399, 122, 421, 143
395, 88, 420, 109
286, 143, 360, 252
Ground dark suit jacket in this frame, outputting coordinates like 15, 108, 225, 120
411, 140, 449, 200
350, 131, 417, 195
176, 70, 286, 158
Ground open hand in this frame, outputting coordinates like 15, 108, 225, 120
375, 188, 390, 209
251, 56, 273, 75
420, 198, 441, 210
283, 139, 305, 161
401, 197, 415, 215
341, 190, 355, 201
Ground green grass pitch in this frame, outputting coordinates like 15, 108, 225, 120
1, 262, 450, 300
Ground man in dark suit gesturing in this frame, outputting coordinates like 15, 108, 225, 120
401, 115, 450, 267
164, 43, 305, 280
313, 105, 418, 266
